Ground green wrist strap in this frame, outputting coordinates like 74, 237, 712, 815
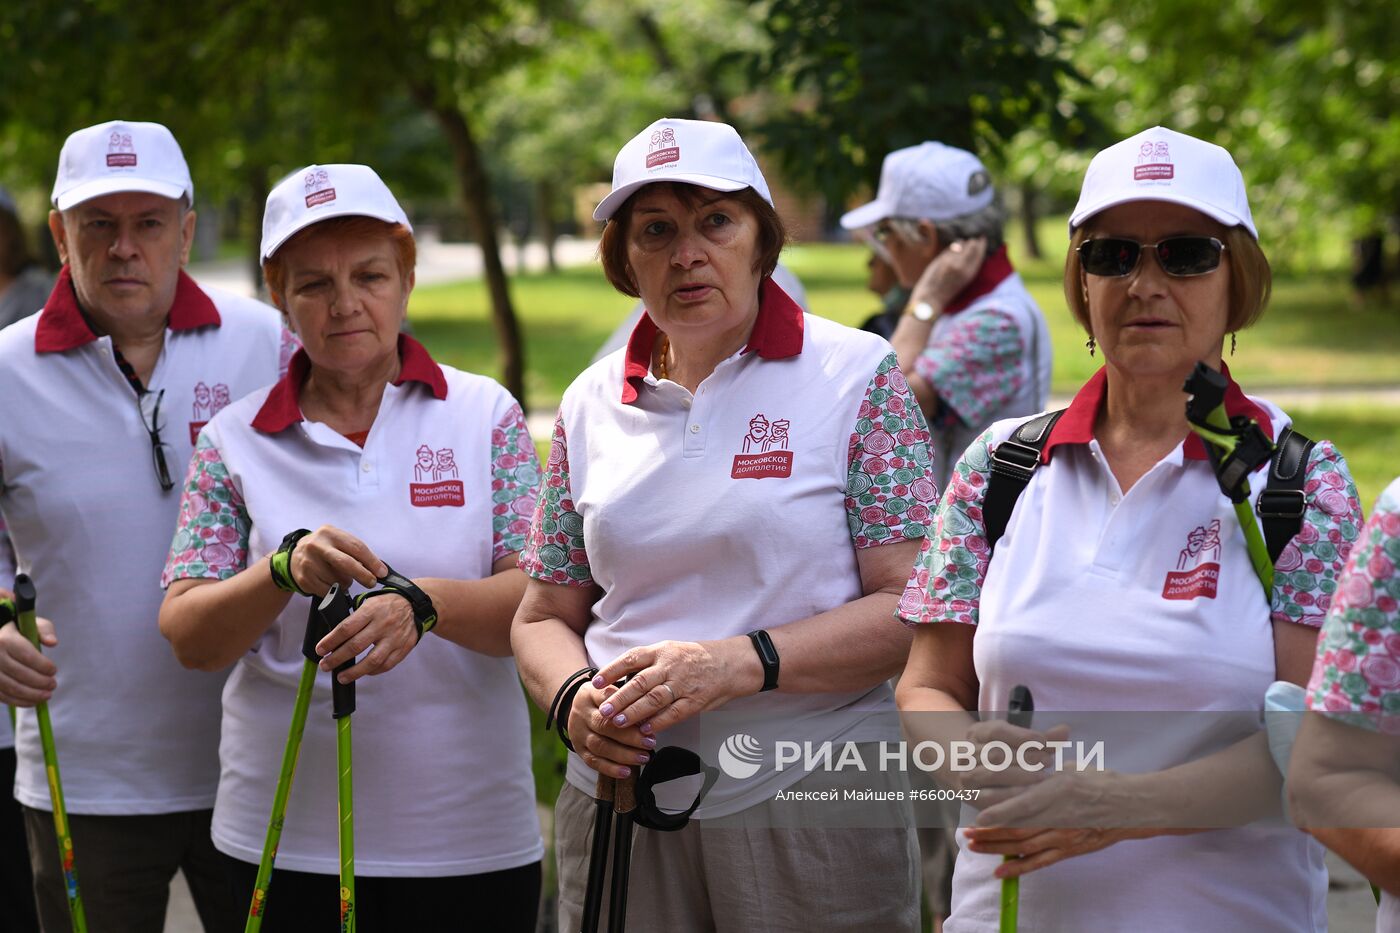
269, 529, 312, 596
352, 566, 437, 642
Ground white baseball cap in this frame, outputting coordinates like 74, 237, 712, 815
840, 142, 994, 230
593, 118, 773, 222
1069, 126, 1257, 238
260, 163, 412, 261
51, 120, 194, 211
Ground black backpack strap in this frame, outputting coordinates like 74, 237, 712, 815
984, 409, 1066, 557
1256, 426, 1315, 564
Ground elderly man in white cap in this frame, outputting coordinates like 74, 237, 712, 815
0, 120, 286, 932
842, 142, 1052, 487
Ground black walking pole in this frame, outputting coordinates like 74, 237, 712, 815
999, 685, 1034, 933
607, 770, 639, 933
579, 773, 615, 933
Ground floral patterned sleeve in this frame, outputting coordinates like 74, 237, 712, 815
490, 402, 542, 562
1306, 478, 1400, 731
519, 413, 593, 586
914, 309, 1024, 430
1271, 441, 1364, 627
846, 352, 939, 548
896, 429, 995, 625
162, 434, 251, 586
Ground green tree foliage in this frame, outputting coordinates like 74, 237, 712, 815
743, 0, 1092, 205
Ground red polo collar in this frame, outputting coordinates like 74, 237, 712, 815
943, 244, 1015, 316
34, 266, 221, 353
1041, 362, 1274, 463
251, 334, 449, 434
621, 275, 805, 404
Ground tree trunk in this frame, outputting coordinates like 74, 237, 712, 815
1019, 181, 1042, 261
420, 97, 527, 408
537, 179, 558, 273
247, 166, 270, 300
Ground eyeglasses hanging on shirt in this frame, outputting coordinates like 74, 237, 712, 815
113, 346, 175, 492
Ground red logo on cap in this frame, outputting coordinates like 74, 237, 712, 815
304, 169, 336, 208
645, 128, 680, 169
1133, 141, 1174, 181
106, 131, 137, 168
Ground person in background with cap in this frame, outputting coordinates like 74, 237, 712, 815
513, 117, 934, 931
841, 142, 1051, 487
158, 163, 543, 930
896, 127, 1361, 930
0, 186, 54, 331
0, 120, 287, 931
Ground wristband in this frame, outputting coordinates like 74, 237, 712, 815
352, 565, 437, 642
747, 629, 780, 692
547, 666, 599, 753
269, 529, 312, 595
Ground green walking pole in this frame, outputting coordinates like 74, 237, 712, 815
244, 586, 340, 931
1183, 363, 1276, 595
1, 594, 15, 732
999, 685, 1034, 933
321, 586, 357, 933
13, 575, 88, 933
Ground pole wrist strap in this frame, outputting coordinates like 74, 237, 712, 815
353, 565, 437, 642
270, 529, 312, 595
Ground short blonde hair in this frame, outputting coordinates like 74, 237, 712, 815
1063, 223, 1272, 334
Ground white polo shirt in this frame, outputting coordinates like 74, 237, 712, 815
522, 279, 939, 818
0, 268, 286, 814
914, 246, 1052, 486
899, 366, 1363, 932
163, 336, 543, 877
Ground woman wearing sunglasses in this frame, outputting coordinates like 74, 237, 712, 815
896, 127, 1362, 930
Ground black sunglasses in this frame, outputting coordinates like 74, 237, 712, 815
1078, 236, 1227, 278
137, 388, 175, 492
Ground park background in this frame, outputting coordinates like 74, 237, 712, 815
1, 1, 1396, 930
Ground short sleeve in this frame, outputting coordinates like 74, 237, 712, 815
489, 402, 541, 562
845, 352, 939, 547
162, 434, 252, 587
519, 413, 593, 586
914, 309, 1024, 430
1305, 480, 1400, 732
896, 429, 995, 625
1271, 441, 1365, 627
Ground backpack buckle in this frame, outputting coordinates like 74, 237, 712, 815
1256, 489, 1306, 520
991, 440, 1042, 480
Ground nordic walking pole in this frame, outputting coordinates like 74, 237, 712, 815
999, 684, 1034, 933
320, 587, 356, 933
244, 588, 337, 932
607, 769, 639, 933
580, 773, 615, 933
14, 575, 88, 933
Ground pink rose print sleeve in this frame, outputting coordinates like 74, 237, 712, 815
846, 352, 939, 548
1306, 478, 1400, 733
896, 429, 995, 626
162, 435, 251, 586
519, 413, 593, 586
1271, 441, 1364, 627
914, 309, 1024, 430
490, 402, 542, 562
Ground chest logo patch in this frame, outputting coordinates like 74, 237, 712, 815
410, 445, 464, 507
731, 413, 793, 480
189, 381, 232, 443
1162, 519, 1222, 600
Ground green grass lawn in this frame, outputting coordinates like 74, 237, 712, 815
409, 226, 1399, 507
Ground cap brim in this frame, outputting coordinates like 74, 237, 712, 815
839, 199, 896, 231
261, 206, 414, 261
1069, 192, 1256, 239
593, 173, 750, 222
53, 177, 189, 211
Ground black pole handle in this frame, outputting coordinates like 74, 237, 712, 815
317, 587, 356, 719
1007, 685, 1034, 729
14, 574, 36, 616
1182, 361, 1227, 426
